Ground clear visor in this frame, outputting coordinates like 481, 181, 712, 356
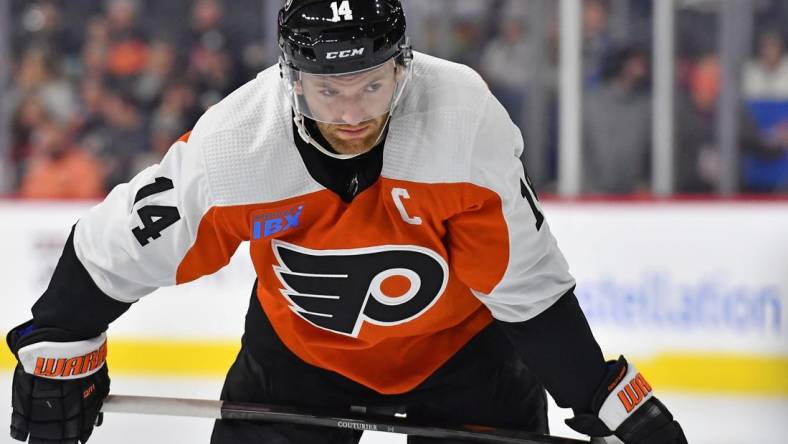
283, 58, 412, 125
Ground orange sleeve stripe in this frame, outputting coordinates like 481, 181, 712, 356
176, 206, 245, 285
178, 131, 192, 143
445, 183, 509, 295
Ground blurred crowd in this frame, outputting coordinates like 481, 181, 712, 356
408, 0, 788, 194
4, 0, 788, 198
6, 0, 267, 198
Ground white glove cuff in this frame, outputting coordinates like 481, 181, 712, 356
598, 361, 654, 431
17, 333, 108, 380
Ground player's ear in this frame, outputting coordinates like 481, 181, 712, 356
294, 80, 304, 95
394, 64, 406, 82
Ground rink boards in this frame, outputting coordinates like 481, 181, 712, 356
1, 199, 787, 396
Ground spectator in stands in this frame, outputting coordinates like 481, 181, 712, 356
582, 44, 651, 194
190, 43, 235, 113
675, 54, 773, 192
153, 79, 200, 137
104, 0, 148, 81
10, 95, 50, 187
188, 0, 268, 82
9, 43, 77, 193
582, 0, 616, 87
96, 90, 148, 190
186, 0, 240, 112
741, 28, 788, 192
129, 79, 196, 174
78, 17, 111, 80
187, 0, 234, 72
13, 46, 77, 125
479, 14, 535, 125
447, 0, 492, 68
72, 76, 108, 154
133, 38, 177, 110
80, 40, 109, 81
675, 54, 721, 193
189, 0, 230, 49
18, 122, 105, 199
13, 47, 52, 97
744, 28, 788, 100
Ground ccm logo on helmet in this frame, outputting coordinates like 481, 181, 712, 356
325, 48, 365, 60
272, 240, 448, 337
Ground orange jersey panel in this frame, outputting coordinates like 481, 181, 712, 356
177, 178, 507, 393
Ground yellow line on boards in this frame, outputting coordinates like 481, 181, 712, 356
107, 339, 241, 376
1, 345, 13, 370
1, 338, 786, 396
635, 352, 788, 396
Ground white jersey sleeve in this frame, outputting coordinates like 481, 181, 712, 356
465, 92, 576, 322
73, 131, 225, 303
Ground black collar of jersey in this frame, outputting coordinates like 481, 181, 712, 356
292, 116, 386, 203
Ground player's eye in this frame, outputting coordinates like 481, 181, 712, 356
319, 88, 339, 97
364, 83, 383, 93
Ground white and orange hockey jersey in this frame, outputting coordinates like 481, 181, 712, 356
72, 52, 575, 394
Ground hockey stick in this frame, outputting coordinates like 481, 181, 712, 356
102, 394, 590, 444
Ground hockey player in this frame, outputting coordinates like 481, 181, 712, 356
7, 1, 687, 443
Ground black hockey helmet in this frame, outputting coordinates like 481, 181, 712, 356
278, 0, 409, 75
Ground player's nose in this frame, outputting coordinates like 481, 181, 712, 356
338, 104, 367, 126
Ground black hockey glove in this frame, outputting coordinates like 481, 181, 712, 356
7, 320, 110, 444
566, 356, 687, 444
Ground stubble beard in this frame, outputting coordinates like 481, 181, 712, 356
316, 117, 387, 156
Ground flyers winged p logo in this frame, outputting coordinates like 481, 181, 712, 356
272, 240, 449, 337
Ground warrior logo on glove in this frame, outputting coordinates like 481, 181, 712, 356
33, 340, 107, 379
617, 371, 653, 413
273, 241, 449, 337
17, 333, 108, 381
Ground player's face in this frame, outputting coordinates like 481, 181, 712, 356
300, 61, 398, 125
298, 62, 399, 155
